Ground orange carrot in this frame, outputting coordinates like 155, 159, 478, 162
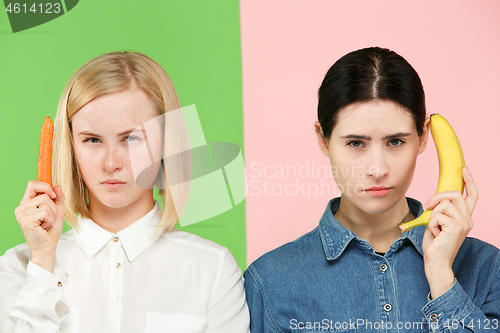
36, 116, 54, 188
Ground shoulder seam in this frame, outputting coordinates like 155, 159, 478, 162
162, 233, 229, 257
207, 250, 227, 301
272, 227, 319, 252
246, 267, 285, 333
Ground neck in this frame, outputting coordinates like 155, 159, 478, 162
334, 195, 415, 253
88, 191, 155, 234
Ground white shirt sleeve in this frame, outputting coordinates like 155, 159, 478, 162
0, 252, 71, 333
205, 250, 250, 333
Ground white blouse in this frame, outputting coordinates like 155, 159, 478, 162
0, 202, 250, 333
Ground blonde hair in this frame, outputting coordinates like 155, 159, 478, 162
53, 51, 191, 234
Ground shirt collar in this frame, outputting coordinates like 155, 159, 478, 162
75, 201, 163, 262
318, 196, 426, 260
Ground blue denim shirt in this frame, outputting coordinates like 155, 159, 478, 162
244, 197, 500, 333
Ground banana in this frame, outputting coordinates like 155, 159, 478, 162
399, 113, 465, 232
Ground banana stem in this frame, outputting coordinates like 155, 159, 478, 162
399, 209, 432, 232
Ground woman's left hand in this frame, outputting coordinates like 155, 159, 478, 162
421, 166, 478, 299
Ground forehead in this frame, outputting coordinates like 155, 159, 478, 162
71, 88, 159, 131
334, 100, 415, 134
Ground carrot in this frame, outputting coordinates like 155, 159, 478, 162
36, 116, 54, 188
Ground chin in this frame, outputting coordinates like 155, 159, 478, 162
93, 192, 137, 209
99, 199, 132, 209
353, 195, 396, 215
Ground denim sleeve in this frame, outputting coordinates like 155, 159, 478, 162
243, 268, 281, 333
421, 254, 500, 332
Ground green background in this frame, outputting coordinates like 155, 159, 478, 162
0, 0, 246, 270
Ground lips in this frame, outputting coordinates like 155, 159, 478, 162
365, 186, 391, 191
364, 186, 391, 196
101, 179, 126, 190
101, 179, 126, 185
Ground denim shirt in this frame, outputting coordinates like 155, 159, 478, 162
244, 197, 500, 333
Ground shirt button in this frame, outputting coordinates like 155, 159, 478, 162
57, 281, 63, 287
430, 313, 439, 322
379, 264, 388, 272
113, 237, 119, 242
117, 263, 121, 268
384, 303, 392, 312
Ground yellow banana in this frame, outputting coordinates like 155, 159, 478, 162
399, 113, 465, 232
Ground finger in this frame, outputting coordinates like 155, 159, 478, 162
462, 166, 478, 215
23, 194, 58, 219
40, 220, 53, 231
53, 186, 65, 223
426, 212, 442, 238
38, 201, 59, 224
53, 185, 65, 207
424, 219, 441, 238
48, 186, 65, 234
425, 191, 469, 219
34, 208, 55, 230
428, 210, 457, 236
429, 199, 458, 221
15, 203, 52, 231
429, 200, 470, 233
16, 194, 50, 214
20, 181, 57, 205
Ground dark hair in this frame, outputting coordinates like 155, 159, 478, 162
317, 47, 426, 141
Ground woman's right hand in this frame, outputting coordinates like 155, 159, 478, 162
14, 181, 65, 273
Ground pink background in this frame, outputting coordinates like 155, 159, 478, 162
241, 0, 500, 264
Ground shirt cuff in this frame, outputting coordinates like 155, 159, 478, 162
27, 260, 71, 320
27, 260, 69, 290
422, 278, 475, 332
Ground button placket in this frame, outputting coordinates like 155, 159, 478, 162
108, 235, 124, 333
372, 255, 397, 328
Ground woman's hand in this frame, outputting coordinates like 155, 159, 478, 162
14, 181, 65, 273
422, 166, 478, 299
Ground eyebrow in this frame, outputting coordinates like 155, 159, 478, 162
339, 132, 411, 140
77, 128, 144, 137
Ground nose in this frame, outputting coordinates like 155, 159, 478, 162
103, 143, 124, 173
366, 146, 389, 179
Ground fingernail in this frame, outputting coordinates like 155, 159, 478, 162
425, 201, 430, 208
466, 167, 471, 174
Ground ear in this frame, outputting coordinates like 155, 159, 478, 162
417, 116, 431, 155
314, 121, 330, 157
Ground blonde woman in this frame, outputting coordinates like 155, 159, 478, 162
0, 51, 250, 333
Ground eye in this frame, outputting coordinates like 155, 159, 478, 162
83, 137, 100, 144
388, 139, 405, 147
124, 135, 141, 142
347, 140, 364, 149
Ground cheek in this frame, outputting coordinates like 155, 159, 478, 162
401, 154, 418, 177
128, 141, 162, 181
391, 150, 418, 185
73, 144, 99, 179
328, 152, 352, 183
